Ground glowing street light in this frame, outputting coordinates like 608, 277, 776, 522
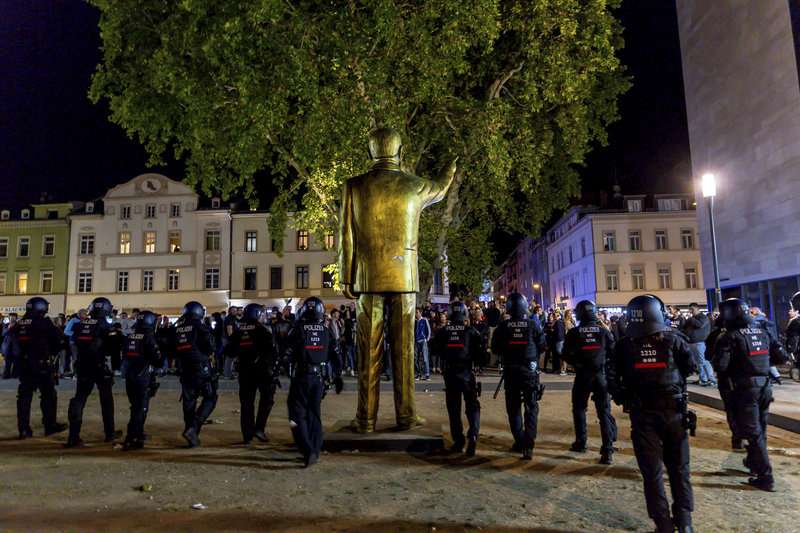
533, 283, 543, 307
701, 173, 721, 304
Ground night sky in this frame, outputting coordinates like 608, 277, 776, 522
0, 1, 690, 213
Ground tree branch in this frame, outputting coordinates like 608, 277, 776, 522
487, 61, 525, 101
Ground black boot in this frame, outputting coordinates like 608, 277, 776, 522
44, 422, 68, 436
465, 436, 477, 457
600, 447, 614, 465
570, 441, 587, 453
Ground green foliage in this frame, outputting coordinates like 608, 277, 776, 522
88, 0, 629, 293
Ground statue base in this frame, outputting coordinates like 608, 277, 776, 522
323, 420, 444, 453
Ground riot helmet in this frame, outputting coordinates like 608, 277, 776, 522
182, 301, 205, 321
300, 297, 325, 321
719, 298, 753, 328
791, 291, 800, 312
575, 300, 598, 323
89, 297, 113, 318
243, 303, 263, 323
136, 310, 157, 329
449, 301, 468, 322
506, 293, 528, 319
626, 294, 668, 339
25, 297, 49, 318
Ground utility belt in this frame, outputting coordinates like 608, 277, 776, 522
296, 363, 327, 377
127, 363, 155, 378
628, 391, 683, 410
731, 375, 770, 389
576, 365, 605, 375
506, 360, 538, 372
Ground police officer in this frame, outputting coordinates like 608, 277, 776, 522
433, 301, 487, 456
561, 300, 617, 464
66, 297, 124, 447
490, 292, 546, 460
286, 297, 343, 467
121, 311, 162, 450
610, 294, 697, 533
706, 314, 745, 450
13, 297, 68, 439
228, 303, 279, 444
171, 301, 217, 448
711, 298, 788, 492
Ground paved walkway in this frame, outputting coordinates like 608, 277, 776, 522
3, 368, 798, 433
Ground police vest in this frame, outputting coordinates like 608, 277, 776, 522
14, 318, 51, 366
301, 322, 331, 365
443, 325, 472, 366
73, 318, 106, 364
577, 325, 606, 370
733, 327, 771, 377
502, 320, 538, 364
233, 323, 270, 368
627, 335, 683, 393
124, 332, 154, 370
174, 321, 204, 361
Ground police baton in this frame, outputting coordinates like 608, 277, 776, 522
493, 373, 504, 399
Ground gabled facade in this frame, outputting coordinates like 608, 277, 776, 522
65, 174, 231, 316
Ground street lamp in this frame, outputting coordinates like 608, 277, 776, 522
533, 283, 543, 307
702, 173, 722, 304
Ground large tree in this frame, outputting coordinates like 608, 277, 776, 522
88, 0, 629, 298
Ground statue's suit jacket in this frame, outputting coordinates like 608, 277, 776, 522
338, 162, 454, 294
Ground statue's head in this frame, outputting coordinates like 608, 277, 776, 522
368, 127, 402, 163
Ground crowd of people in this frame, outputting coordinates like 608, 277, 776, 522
2, 289, 799, 533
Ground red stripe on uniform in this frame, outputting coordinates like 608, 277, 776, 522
582, 346, 601, 350
77, 336, 93, 340
749, 350, 768, 355
239, 342, 253, 346
126, 352, 140, 357
509, 341, 528, 345
447, 344, 464, 347
306, 345, 324, 349
177, 345, 191, 350
635, 362, 666, 368
16, 337, 31, 340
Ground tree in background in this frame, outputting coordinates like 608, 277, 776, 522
88, 0, 629, 299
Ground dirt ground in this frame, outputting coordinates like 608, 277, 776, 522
0, 386, 798, 532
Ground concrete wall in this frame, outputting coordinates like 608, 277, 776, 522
677, 1, 800, 288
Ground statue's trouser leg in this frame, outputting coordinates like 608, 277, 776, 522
355, 293, 385, 429
388, 293, 417, 426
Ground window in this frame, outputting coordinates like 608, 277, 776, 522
169, 231, 181, 252
168, 269, 180, 291
296, 265, 309, 289
581, 237, 586, 257
47, 210, 58, 219
570, 277, 576, 297
18, 236, 30, 258
246, 231, 257, 252
322, 265, 334, 288
144, 232, 156, 254
0, 272, 5, 293
120, 205, 131, 219
119, 233, 131, 254
632, 268, 644, 290
205, 230, 220, 251
568, 246, 573, 263
170, 203, 181, 217
271, 237, 279, 252
145, 204, 156, 218
324, 233, 335, 250
244, 267, 257, 290
117, 271, 129, 292
79, 234, 94, 255
655, 230, 667, 250
142, 270, 154, 292
433, 267, 444, 294
684, 267, 697, 289
85, 203, 94, 213
602, 231, 615, 251
40, 271, 53, 293
15, 272, 27, 294
0, 210, 8, 220
627, 199, 642, 212
211, 198, 221, 209
21, 209, 29, 219
657, 198, 683, 211
78, 272, 92, 293
42, 235, 55, 257
297, 230, 309, 251
629, 230, 641, 251
605, 269, 618, 291
0, 237, 7, 258
681, 229, 694, 249
270, 266, 283, 290
658, 267, 671, 289
205, 268, 220, 290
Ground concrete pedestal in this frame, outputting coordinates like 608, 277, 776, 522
323, 420, 444, 453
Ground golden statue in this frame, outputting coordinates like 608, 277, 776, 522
338, 127, 456, 432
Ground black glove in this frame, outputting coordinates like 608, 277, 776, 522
333, 376, 344, 394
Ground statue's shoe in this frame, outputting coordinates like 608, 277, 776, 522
396, 415, 425, 431
349, 418, 375, 434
